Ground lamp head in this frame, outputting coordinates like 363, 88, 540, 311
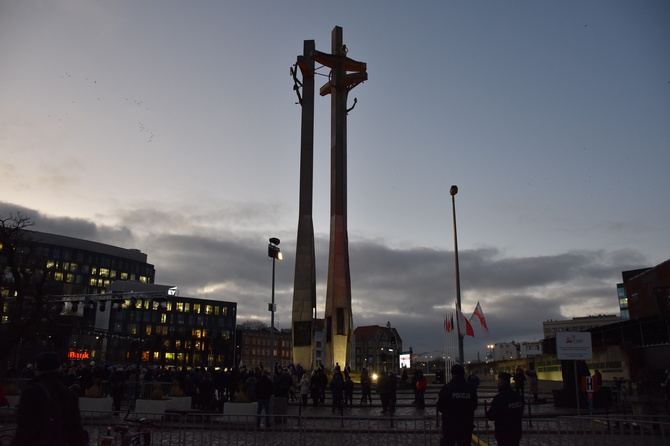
450, 185, 458, 196
268, 237, 282, 260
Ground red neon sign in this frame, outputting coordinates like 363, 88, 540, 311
68, 351, 90, 360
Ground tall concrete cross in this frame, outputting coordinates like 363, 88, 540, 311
311, 26, 367, 369
291, 40, 317, 369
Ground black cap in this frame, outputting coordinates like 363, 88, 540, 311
498, 371, 512, 381
450, 364, 465, 377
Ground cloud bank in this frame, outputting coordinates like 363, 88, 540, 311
0, 201, 648, 361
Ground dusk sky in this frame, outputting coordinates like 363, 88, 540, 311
2, 1, 669, 362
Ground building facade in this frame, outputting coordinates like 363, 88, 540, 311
622, 260, 670, 319
235, 327, 293, 371
542, 314, 620, 339
353, 324, 403, 373
491, 342, 519, 361
1, 230, 155, 299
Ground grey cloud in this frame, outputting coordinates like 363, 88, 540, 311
1, 201, 648, 360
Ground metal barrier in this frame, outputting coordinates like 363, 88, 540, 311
3, 409, 669, 445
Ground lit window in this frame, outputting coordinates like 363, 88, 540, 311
206, 305, 213, 315
120, 272, 128, 280
176, 302, 184, 312
139, 276, 148, 283
99, 268, 109, 277
54, 272, 63, 281
66, 274, 75, 283
193, 304, 201, 313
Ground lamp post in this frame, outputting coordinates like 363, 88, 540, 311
450, 185, 464, 365
268, 237, 282, 372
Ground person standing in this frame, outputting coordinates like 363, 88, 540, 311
436, 364, 477, 446
108, 365, 126, 413
329, 369, 345, 414
255, 370, 274, 428
343, 373, 354, 408
12, 351, 88, 446
662, 369, 670, 407
360, 368, 372, 404
527, 370, 539, 402
513, 366, 526, 399
415, 369, 427, 410
486, 371, 525, 446
299, 372, 310, 407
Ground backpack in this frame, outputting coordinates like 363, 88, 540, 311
36, 382, 67, 446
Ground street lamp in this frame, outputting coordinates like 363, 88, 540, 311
450, 185, 464, 365
268, 237, 282, 372
487, 344, 495, 362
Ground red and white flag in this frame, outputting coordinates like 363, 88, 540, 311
456, 308, 475, 337
470, 301, 489, 335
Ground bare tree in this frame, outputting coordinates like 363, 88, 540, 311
238, 320, 269, 330
0, 213, 59, 372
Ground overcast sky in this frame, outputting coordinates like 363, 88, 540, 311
2, 1, 669, 362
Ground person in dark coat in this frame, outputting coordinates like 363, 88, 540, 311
12, 351, 88, 446
108, 365, 126, 413
486, 371, 525, 446
377, 371, 397, 415
436, 364, 478, 446
255, 370, 274, 428
359, 368, 372, 404
329, 370, 345, 414
198, 372, 217, 410
343, 374, 354, 408
513, 366, 526, 398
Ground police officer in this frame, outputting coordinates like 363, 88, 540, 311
436, 364, 478, 446
486, 371, 525, 446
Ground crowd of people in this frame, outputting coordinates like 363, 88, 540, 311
6, 351, 545, 445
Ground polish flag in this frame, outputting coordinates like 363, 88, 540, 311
456, 308, 475, 337
470, 301, 489, 334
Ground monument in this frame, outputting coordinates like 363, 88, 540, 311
291, 26, 367, 370
290, 40, 317, 368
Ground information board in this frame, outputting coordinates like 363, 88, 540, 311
556, 331, 593, 360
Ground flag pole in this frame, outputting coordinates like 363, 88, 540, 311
450, 185, 464, 365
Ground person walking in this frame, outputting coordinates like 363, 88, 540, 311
255, 370, 274, 428
486, 371, 525, 446
436, 364, 477, 446
11, 351, 89, 446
